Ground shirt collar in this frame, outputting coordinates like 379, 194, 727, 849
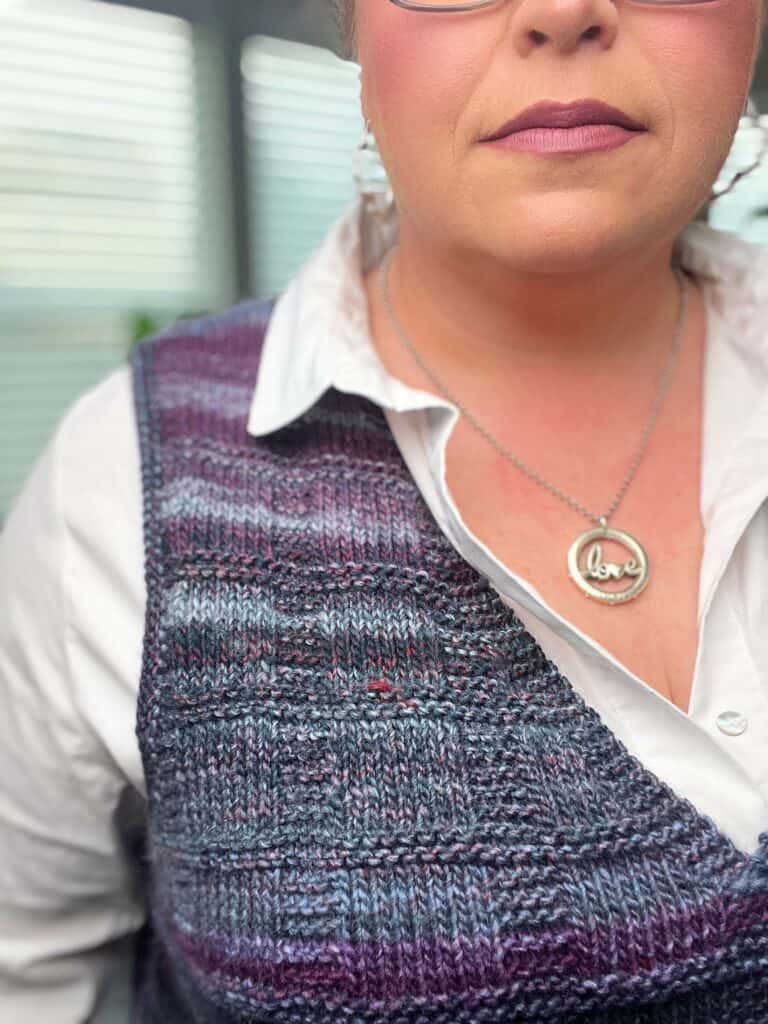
247, 193, 442, 437
247, 195, 768, 441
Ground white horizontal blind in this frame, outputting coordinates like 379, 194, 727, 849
709, 112, 768, 244
0, 311, 129, 521
0, 0, 231, 523
242, 35, 363, 299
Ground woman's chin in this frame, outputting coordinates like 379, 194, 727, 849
467, 197, 687, 275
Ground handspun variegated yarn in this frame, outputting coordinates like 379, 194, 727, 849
129, 296, 768, 1022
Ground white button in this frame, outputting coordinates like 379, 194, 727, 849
716, 710, 748, 736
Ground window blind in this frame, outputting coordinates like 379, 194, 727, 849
241, 34, 363, 300
0, 0, 231, 522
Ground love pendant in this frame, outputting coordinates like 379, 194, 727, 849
567, 518, 649, 605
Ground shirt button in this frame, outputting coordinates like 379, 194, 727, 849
716, 710, 749, 736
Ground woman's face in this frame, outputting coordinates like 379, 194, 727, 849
356, 0, 764, 273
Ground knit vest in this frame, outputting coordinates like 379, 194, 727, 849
129, 296, 768, 1023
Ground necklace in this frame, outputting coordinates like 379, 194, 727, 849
378, 246, 690, 606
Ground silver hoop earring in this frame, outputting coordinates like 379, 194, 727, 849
709, 98, 768, 202
353, 118, 395, 225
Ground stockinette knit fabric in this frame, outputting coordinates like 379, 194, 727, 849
129, 295, 768, 1023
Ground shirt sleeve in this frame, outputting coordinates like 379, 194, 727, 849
0, 366, 148, 1023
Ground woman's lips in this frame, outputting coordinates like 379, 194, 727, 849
477, 99, 648, 156
483, 123, 644, 154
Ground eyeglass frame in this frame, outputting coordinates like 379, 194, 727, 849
389, 0, 720, 10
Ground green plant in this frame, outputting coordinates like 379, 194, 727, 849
128, 309, 209, 349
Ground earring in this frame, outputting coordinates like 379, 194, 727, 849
353, 118, 396, 226
709, 97, 768, 202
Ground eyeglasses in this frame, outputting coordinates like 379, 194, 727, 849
390, 0, 718, 9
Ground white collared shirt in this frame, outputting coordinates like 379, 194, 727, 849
2, 195, 768, 1022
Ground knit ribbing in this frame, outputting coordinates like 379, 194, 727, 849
129, 298, 768, 1022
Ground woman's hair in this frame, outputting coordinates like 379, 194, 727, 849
332, 0, 357, 60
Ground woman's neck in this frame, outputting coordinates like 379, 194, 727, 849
372, 222, 689, 388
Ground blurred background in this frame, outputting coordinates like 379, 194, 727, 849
1, 0, 767, 524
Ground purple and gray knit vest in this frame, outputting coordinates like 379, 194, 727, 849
129, 296, 768, 1023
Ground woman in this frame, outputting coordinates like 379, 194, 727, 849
1, 0, 768, 1020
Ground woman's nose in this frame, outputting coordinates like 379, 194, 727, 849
509, 0, 620, 56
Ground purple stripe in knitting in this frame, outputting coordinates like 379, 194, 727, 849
167, 888, 767, 1000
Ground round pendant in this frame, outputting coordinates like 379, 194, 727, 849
567, 525, 649, 605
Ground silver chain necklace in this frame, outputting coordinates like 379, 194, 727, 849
378, 245, 689, 605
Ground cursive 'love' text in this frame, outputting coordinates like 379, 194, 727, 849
583, 542, 642, 582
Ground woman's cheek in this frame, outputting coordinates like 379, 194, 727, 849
358, 6, 487, 162
642, 2, 760, 107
